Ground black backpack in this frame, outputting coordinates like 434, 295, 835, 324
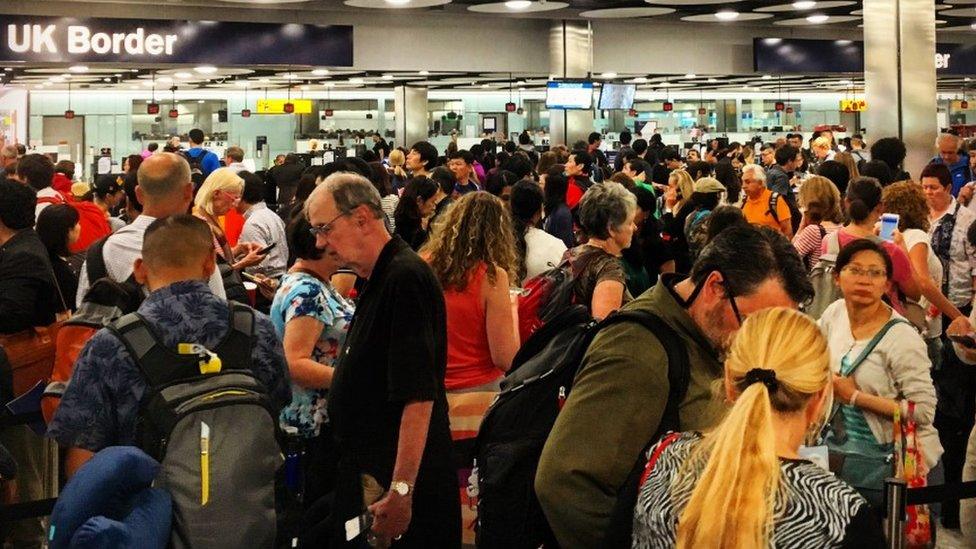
180, 149, 207, 192
474, 305, 690, 549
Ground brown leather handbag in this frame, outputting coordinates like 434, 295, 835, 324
0, 266, 71, 396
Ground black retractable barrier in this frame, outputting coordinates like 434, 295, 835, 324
884, 477, 976, 548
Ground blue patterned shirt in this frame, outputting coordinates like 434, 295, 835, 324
270, 272, 354, 438
47, 280, 291, 452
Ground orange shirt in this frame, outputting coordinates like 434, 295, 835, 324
742, 188, 791, 233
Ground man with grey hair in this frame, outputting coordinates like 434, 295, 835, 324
74, 152, 226, 305
305, 173, 459, 547
932, 133, 970, 196
741, 163, 793, 237
0, 144, 17, 178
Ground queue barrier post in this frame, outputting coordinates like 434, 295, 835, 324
884, 477, 907, 549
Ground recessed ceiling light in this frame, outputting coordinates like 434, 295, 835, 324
806, 14, 829, 23
312, 69, 330, 76
382, 74, 394, 80
3, 68, 11, 72
194, 65, 218, 74
792, 1, 816, 9
419, 70, 429, 76
633, 77, 648, 83
258, 78, 271, 83
708, 78, 718, 83
600, 72, 617, 79
835, 39, 852, 45
130, 69, 139, 73
967, 77, 973, 82
684, 73, 696, 79
715, 11, 739, 20
68, 65, 88, 73
505, 0, 532, 10
174, 71, 193, 79
102, 77, 111, 82
300, 85, 310, 91
481, 83, 491, 88
349, 77, 364, 83
197, 100, 205, 104
762, 74, 772, 79
280, 73, 299, 80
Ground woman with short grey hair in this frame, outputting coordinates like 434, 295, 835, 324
563, 181, 638, 319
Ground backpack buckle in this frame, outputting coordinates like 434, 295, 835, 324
177, 343, 223, 374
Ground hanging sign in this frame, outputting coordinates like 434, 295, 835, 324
256, 99, 312, 114
839, 99, 866, 112
0, 15, 353, 66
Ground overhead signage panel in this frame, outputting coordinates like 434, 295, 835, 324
0, 15, 353, 66
754, 38, 976, 76
256, 99, 313, 114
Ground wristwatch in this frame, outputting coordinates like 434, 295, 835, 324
391, 480, 413, 497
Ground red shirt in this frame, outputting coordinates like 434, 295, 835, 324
443, 263, 502, 391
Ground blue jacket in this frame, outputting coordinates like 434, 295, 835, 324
186, 147, 221, 179
931, 155, 970, 197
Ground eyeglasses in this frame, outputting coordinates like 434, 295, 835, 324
308, 211, 350, 238
841, 265, 887, 279
719, 272, 743, 326
219, 190, 241, 203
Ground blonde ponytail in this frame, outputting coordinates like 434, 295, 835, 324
675, 307, 831, 548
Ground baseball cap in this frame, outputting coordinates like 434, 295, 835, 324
693, 177, 725, 194
93, 175, 121, 196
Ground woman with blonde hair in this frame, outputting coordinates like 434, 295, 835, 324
192, 167, 265, 272
387, 148, 409, 194
835, 151, 861, 181
661, 169, 697, 273
792, 175, 844, 270
633, 307, 885, 548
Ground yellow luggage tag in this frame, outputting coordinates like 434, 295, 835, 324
177, 343, 223, 374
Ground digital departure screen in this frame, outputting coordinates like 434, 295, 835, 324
546, 81, 594, 110
598, 83, 636, 110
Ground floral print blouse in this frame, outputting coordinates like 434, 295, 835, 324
270, 271, 355, 438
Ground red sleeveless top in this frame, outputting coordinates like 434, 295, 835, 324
443, 263, 502, 391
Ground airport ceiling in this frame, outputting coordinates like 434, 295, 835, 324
7, 67, 976, 95
172, 0, 971, 31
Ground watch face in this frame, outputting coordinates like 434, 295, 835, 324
393, 482, 409, 495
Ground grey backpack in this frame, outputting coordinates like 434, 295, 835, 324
805, 230, 843, 319
109, 302, 282, 549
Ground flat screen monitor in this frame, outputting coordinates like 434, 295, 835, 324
546, 81, 594, 110
598, 83, 636, 110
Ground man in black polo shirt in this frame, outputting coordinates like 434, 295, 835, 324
306, 172, 459, 548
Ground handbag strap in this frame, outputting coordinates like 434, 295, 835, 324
841, 317, 910, 377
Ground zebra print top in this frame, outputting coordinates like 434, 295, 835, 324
632, 432, 885, 549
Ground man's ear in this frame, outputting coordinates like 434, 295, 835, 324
202, 251, 216, 280
132, 257, 149, 286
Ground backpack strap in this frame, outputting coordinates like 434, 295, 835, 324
598, 309, 691, 549
108, 312, 196, 388
825, 229, 841, 257
768, 192, 781, 223
841, 317, 910, 377
818, 224, 827, 239
212, 301, 256, 371
85, 236, 111, 283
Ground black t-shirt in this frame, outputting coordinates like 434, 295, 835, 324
328, 236, 453, 480
373, 139, 391, 157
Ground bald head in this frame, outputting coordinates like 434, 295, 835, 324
136, 153, 192, 215
1, 145, 16, 168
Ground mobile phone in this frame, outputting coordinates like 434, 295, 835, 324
949, 333, 976, 349
879, 213, 900, 242
257, 243, 276, 255
240, 271, 261, 283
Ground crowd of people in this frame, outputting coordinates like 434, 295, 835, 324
4, 126, 976, 548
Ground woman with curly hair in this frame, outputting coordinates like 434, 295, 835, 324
422, 191, 521, 544
423, 191, 520, 390
882, 180, 967, 361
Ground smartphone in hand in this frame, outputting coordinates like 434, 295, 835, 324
879, 213, 900, 241
949, 333, 976, 349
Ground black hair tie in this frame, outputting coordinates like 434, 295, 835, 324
744, 368, 779, 392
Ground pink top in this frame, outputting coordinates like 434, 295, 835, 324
443, 263, 502, 391
821, 228, 914, 312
